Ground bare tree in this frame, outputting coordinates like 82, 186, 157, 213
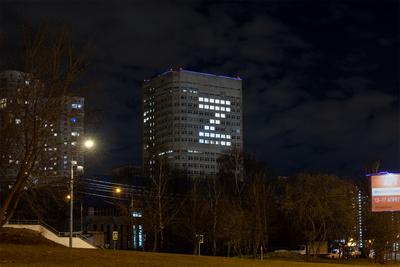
0, 25, 89, 227
219, 198, 250, 257
142, 159, 184, 252
218, 155, 275, 258
218, 148, 244, 197
246, 169, 275, 258
207, 175, 223, 256
175, 178, 209, 254
282, 173, 355, 260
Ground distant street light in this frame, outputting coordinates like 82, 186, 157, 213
69, 138, 95, 248
84, 139, 95, 149
115, 187, 122, 194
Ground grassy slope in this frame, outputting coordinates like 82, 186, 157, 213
0, 228, 397, 267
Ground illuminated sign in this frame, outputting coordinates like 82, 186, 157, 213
371, 173, 400, 212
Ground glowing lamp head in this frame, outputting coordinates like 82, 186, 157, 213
115, 187, 122, 194
66, 194, 71, 200
84, 139, 95, 149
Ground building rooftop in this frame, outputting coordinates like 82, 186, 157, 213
366, 172, 400, 176
144, 68, 241, 82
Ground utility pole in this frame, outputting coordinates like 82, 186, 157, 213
69, 161, 75, 248
80, 202, 83, 233
261, 246, 264, 260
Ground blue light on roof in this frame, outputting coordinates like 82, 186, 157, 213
70, 117, 77, 123
366, 171, 400, 176
181, 70, 241, 80
158, 69, 241, 81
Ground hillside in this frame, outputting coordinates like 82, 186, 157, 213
0, 227, 62, 247
0, 228, 392, 267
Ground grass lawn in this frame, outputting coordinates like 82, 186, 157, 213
0, 228, 398, 267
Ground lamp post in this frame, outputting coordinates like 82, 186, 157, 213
69, 159, 76, 248
69, 139, 95, 248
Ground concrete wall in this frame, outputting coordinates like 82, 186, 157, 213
4, 224, 96, 249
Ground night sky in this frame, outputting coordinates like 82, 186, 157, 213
1, 1, 399, 177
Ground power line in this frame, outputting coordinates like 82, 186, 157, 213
76, 190, 129, 201
79, 177, 146, 190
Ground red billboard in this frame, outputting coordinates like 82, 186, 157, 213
371, 173, 400, 212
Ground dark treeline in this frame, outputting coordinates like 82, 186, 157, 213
140, 151, 338, 256
141, 149, 276, 256
138, 153, 399, 263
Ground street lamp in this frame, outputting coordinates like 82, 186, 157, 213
69, 138, 95, 248
84, 139, 94, 149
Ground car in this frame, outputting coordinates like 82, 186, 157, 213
325, 249, 341, 259
344, 247, 361, 258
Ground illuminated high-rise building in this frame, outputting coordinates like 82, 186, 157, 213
54, 96, 85, 180
355, 189, 366, 248
143, 69, 243, 177
0, 70, 85, 183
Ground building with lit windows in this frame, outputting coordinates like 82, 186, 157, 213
143, 69, 243, 177
355, 189, 366, 248
0, 70, 85, 183
53, 96, 85, 181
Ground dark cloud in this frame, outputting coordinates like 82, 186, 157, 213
336, 76, 371, 91
252, 89, 398, 173
337, 53, 378, 73
0, 1, 398, 176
